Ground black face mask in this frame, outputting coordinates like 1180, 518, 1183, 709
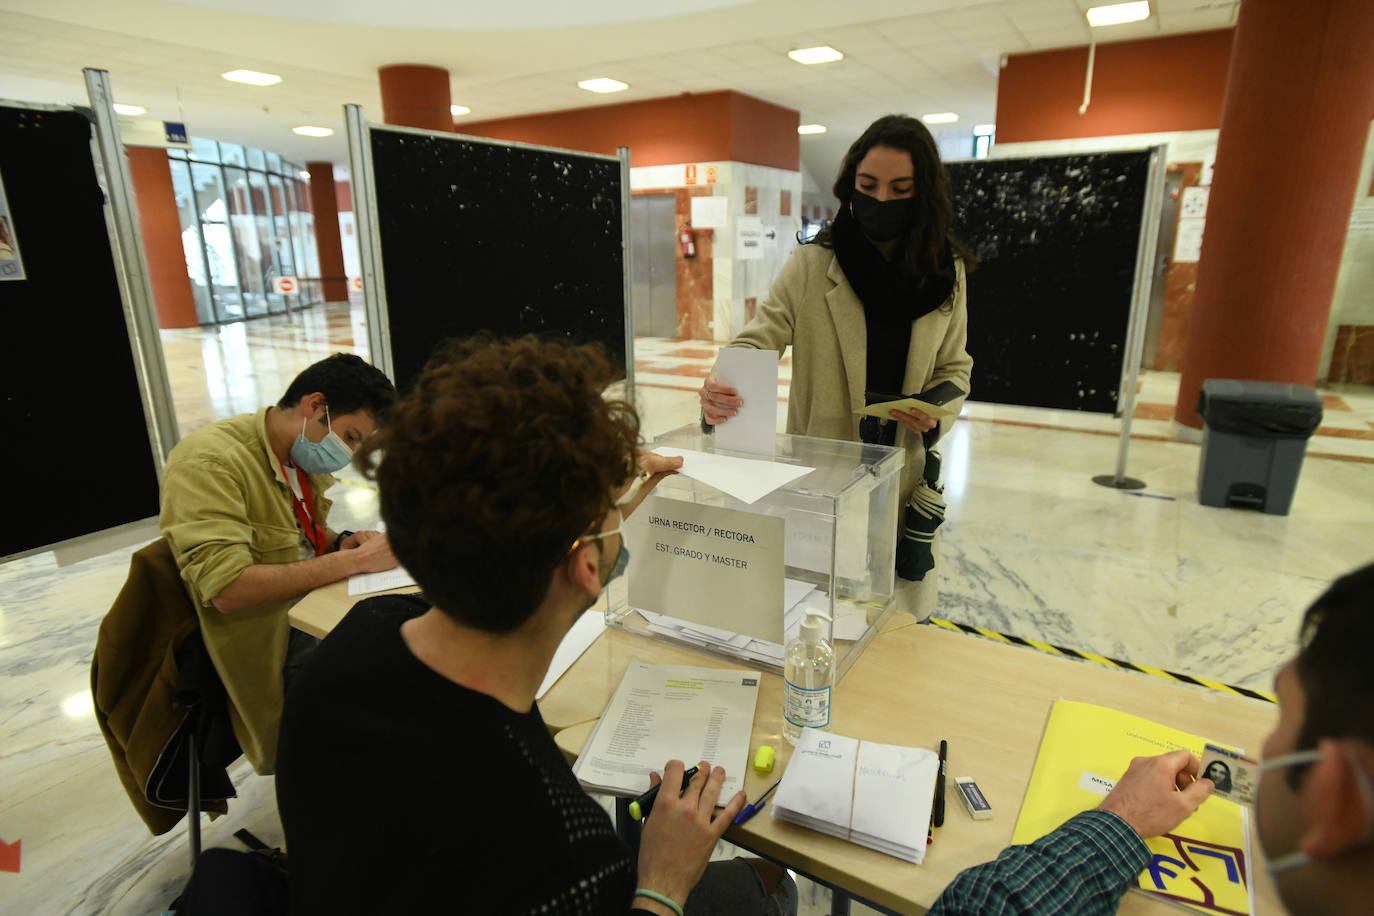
849, 188, 913, 242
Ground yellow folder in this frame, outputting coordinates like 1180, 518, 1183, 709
1013, 700, 1253, 916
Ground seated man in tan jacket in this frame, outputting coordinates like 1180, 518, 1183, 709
160, 353, 398, 773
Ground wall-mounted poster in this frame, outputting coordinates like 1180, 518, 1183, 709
0, 169, 26, 281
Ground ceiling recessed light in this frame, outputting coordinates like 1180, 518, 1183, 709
577, 78, 629, 93
1086, 1, 1151, 27
788, 46, 844, 65
292, 125, 334, 137
450, 104, 471, 116
972, 123, 996, 136
797, 124, 827, 135
922, 112, 960, 125
222, 69, 282, 86
113, 103, 147, 116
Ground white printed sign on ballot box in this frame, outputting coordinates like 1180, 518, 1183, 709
625, 495, 784, 644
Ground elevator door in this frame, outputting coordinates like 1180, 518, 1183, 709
631, 194, 679, 338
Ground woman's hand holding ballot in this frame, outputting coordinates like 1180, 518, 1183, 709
888, 405, 938, 435
699, 376, 742, 426
633, 759, 748, 916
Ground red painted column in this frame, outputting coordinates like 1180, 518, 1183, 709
1175, 0, 1374, 426
126, 146, 199, 328
378, 64, 453, 132
306, 162, 349, 303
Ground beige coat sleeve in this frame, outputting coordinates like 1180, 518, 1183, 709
927, 258, 973, 446
722, 246, 810, 356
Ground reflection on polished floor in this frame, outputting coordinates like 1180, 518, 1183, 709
2, 302, 1372, 913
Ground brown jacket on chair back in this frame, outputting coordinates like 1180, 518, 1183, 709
91, 538, 233, 834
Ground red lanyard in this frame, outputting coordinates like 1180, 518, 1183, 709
279, 460, 327, 557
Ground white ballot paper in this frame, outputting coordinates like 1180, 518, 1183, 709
773, 728, 938, 864
573, 661, 761, 798
536, 609, 605, 699
347, 565, 417, 596
653, 446, 813, 505
712, 348, 780, 456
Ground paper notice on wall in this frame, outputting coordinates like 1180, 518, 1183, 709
690, 195, 728, 229
1174, 217, 1206, 263
1201, 151, 1216, 186
737, 216, 764, 260
0, 168, 27, 281
1180, 186, 1210, 219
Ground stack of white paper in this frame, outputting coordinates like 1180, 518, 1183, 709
636, 580, 871, 665
772, 728, 939, 864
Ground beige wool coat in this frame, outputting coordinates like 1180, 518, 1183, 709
718, 242, 973, 618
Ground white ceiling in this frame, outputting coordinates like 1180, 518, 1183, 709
0, 0, 1238, 185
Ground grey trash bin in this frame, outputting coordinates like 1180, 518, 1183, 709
1196, 379, 1323, 516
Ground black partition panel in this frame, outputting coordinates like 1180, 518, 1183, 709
0, 105, 160, 558
947, 150, 1150, 414
369, 130, 626, 391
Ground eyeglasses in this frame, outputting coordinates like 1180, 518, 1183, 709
566, 469, 651, 555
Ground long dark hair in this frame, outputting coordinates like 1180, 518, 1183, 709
813, 114, 975, 276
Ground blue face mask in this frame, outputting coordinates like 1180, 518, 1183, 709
608, 543, 630, 584
290, 408, 353, 474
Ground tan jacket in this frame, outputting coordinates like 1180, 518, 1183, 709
160, 408, 335, 773
92, 538, 232, 834
721, 243, 973, 616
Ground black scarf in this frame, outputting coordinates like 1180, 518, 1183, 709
828, 210, 957, 397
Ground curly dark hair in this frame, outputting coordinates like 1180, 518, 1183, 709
813, 114, 976, 277
355, 336, 640, 632
1290, 561, 1374, 787
278, 353, 397, 420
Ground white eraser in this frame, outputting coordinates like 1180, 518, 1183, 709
955, 776, 992, 820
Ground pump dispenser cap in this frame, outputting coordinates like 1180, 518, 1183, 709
800, 610, 833, 645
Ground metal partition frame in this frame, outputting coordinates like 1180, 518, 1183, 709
344, 106, 635, 396
85, 68, 180, 465
1096, 144, 1168, 490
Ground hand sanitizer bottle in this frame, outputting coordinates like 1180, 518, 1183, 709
783, 610, 835, 746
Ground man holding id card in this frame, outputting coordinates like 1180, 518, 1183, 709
928, 562, 1374, 915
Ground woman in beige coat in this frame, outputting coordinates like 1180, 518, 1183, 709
700, 115, 973, 620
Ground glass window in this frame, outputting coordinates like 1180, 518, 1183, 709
288, 179, 322, 305
266, 151, 282, 174
224, 166, 267, 317
219, 143, 246, 167
190, 162, 243, 321
267, 174, 297, 282
246, 147, 267, 171
188, 137, 220, 163
168, 147, 188, 160
249, 170, 288, 313
168, 160, 215, 324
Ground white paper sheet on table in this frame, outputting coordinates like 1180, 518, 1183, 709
536, 609, 606, 699
347, 566, 417, 596
653, 446, 813, 505
711, 348, 779, 456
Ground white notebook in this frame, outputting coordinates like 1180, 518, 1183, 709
772, 728, 939, 864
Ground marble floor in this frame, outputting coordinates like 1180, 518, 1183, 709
2, 303, 1372, 913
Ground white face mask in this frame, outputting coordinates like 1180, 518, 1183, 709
1258, 747, 1374, 878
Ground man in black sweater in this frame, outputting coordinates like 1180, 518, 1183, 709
276, 337, 795, 916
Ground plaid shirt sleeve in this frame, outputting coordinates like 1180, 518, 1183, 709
928, 810, 1150, 916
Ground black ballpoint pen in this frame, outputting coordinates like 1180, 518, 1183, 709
933, 739, 948, 827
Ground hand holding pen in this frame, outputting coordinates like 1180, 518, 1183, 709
633, 760, 747, 914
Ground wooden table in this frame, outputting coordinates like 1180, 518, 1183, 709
554, 624, 1282, 916
291, 583, 1281, 915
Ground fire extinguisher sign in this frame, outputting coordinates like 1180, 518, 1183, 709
685, 164, 697, 185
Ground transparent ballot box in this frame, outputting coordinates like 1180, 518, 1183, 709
603, 424, 905, 680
